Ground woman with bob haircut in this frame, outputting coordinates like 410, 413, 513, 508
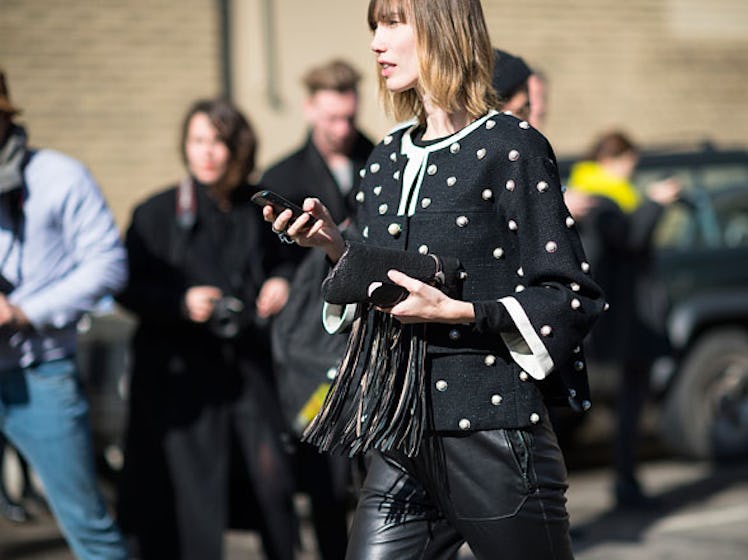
118, 98, 298, 560
262, 0, 604, 557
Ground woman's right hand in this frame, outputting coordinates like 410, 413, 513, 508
262, 197, 346, 263
646, 177, 682, 206
564, 189, 598, 219
183, 286, 223, 323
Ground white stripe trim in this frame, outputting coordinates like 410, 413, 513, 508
397, 111, 499, 217
498, 296, 554, 379
322, 302, 358, 334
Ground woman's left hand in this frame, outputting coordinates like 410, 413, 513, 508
382, 270, 474, 325
263, 197, 346, 263
256, 276, 290, 319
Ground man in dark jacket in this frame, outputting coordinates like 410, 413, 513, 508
262, 59, 374, 229
261, 59, 374, 560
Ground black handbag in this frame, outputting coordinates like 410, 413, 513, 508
306, 242, 465, 457
271, 248, 348, 436
321, 241, 464, 307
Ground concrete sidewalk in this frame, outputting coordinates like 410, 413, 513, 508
2, 452, 747, 559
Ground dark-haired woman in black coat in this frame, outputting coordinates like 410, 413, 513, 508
117, 98, 298, 560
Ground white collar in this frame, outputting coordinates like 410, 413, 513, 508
400, 110, 499, 156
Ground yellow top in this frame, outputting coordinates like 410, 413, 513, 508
567, 160, 641, 213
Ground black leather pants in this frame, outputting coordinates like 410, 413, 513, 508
346, 416, 574, 560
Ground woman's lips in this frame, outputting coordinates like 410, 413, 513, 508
380, 62, 395, 77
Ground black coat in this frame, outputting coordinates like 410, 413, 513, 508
116, 181, 297, 551
576, 195, 669, 366
347, 112, 605, 434
261, 131, 374, 225
118, 182, 295, 367
262, 131, 374, 427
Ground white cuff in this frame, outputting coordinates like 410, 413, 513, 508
498, 296, 554, 380
322, 302, 358, 334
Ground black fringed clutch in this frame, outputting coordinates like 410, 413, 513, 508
304, 243, 465, 458
322, 242, 464, 307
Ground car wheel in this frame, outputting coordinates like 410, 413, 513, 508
661, 328, 748, 460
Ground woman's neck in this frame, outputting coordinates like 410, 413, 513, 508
421, 97, 471, 141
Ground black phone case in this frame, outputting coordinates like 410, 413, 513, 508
251, 190, 313, 223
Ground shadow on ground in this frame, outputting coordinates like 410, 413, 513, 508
570, 457, 748, 552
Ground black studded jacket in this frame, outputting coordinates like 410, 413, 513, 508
325, 111, 604, 433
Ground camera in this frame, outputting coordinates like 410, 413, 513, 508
209, 296, 245, 339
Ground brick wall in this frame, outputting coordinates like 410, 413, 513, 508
481, 0, 748, 155
2, 0, 747, 226
0, 0, 221, 227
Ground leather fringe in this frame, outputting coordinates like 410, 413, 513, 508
302, 306, 428, 457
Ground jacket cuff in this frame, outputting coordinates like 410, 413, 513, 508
472, 300, 514, 333
497, 296, 555, 380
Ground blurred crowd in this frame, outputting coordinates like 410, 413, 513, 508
0, 25, 683, 560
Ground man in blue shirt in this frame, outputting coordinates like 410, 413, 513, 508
0, 69, 128, 559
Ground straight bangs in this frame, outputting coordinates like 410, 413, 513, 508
367, 0, 408, 31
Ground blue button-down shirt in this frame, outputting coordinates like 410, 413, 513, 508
0, 149, 127, 370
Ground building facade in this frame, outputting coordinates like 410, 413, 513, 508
2, 0, 747, 226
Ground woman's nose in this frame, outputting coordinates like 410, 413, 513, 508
370, 28, 385, 53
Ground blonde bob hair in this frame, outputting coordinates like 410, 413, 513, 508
367, 0, 497, 125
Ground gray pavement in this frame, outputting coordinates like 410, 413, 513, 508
2, 449, 747, 559
568, 459, 748, 560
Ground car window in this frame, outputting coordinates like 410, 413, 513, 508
653, 201, 699, 249
635, 167, 704, 250
699, 164, 748, 248
700, 164, 748, 196
637, 162, 748, 251
714, 189, 748, 248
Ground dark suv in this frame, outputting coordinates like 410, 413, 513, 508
558, 143, 748, 460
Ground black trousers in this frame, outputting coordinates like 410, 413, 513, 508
294, 440, 351, 560
346, 416, 573, 560
614, 359, 651, 485
119, 355, 298, 560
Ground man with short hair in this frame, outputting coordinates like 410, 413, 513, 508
262, 59, 374, 226
261, 59, 375, 560
0, 68, 128, 559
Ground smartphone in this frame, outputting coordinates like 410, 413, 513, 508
251, 189, 316, 224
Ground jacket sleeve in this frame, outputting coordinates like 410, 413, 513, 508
116, 200, 186, 323
474, 133, 605, 379
18, 164, 127, 329
625, 199, 665, 254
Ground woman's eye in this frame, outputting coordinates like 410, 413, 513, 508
377, 15, 400, 27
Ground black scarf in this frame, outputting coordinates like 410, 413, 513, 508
0, 125, 28, 195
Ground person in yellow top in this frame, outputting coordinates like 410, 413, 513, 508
568, 154, 641, 212
565, 130, 681, 509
